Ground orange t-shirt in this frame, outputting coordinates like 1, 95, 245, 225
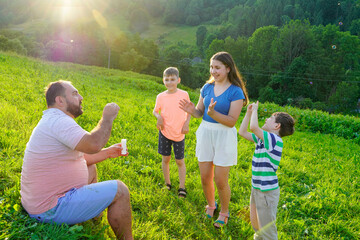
154, 89, 190, 141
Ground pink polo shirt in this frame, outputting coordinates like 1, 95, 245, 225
21, 108, 88, 214
154, 89, 190, 142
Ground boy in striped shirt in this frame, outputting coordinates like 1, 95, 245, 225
239, 101, 294, 240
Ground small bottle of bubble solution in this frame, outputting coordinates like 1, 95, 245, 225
121, 139, 127, 155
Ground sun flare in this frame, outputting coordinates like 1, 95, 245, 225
55, 0, 84, 23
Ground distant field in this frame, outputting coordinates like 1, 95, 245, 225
141, 23, 198, 45
0, 53, 359, 239
141, 20, 220, 46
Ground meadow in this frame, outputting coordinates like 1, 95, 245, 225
0, 52, 359, 239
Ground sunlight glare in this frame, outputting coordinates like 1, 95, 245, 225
58, 0, 82, 23
92, 9, 108, 28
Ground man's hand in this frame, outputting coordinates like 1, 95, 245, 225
102, 103, 120, 121
105, 143, 128, 158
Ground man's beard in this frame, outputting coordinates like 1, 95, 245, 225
66, 99, 83, 118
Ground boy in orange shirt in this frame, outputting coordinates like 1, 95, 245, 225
153, 67, 191, 198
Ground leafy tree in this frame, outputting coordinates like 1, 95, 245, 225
315, 0, 339, 25
142, 0, 166, 17
118, 48, 150, 72
283, 4, 293, 19
128, 8, 150, 33
271, 20, 316, 71
112, 33, 129, 54
186, 15, 201, 26
258, 86, 283, 104
329, 82, 360, 114
163, 0, 189, 24
185, 0, 204, 25
0, 35, 27, 55
196, 26, 207, 47
312, 24, 360, 103
247, 25, 279, 97
206, 39, 224, 60
350, 19, 360, 36
293, 4, 306, 20
224, 36, 248, 68
44, 40, 69, 62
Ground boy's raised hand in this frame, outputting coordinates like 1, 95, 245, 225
252, 101, 259, 111
247, 103, 253, 113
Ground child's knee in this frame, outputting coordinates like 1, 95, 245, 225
162, 155, 171, 163
175, 159, 185, 167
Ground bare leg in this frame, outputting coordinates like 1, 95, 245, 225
199, 162, 216, 216
250, 202, 260, 231
162, 155, 171, 186
214, 166, 231, 226
175, 159, 186, 189
107, 180, 133, 240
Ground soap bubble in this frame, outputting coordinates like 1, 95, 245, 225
339, 22, 343, 26
332, 45, 336, 49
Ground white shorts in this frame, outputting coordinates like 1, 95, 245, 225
196, 121, 238, 167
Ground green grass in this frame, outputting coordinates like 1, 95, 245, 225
141, 20, 220, 46
0, 52, 359, 239
141, 23, 198, 45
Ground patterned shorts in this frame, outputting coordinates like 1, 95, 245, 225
158, 131, 185, 160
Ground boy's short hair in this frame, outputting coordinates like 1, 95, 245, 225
273, 112, 295, 137
163, 67, 179, 78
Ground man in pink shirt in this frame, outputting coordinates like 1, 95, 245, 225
153, 67, 191, 198
20, 80, 133, 239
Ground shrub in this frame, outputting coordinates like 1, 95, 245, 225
256, 102, 360, 144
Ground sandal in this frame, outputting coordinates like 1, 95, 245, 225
178, 188, 187, 198
214, 212, 230, 228
166, 183, 172, 191
205, 202, 218, 218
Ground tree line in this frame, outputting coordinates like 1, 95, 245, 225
0, 0, 359, 114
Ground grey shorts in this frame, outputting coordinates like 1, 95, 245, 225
251, 187, 280, 240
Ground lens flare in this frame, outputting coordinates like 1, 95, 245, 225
92, 9, 108, 28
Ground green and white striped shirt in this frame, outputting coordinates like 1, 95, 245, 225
251, 130, 283, 191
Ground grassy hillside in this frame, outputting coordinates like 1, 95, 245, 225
0, 52, 359, 239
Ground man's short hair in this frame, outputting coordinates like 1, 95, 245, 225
273, 112, 295, 137
45, 80, 71, 107
163, 67, 179, 78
